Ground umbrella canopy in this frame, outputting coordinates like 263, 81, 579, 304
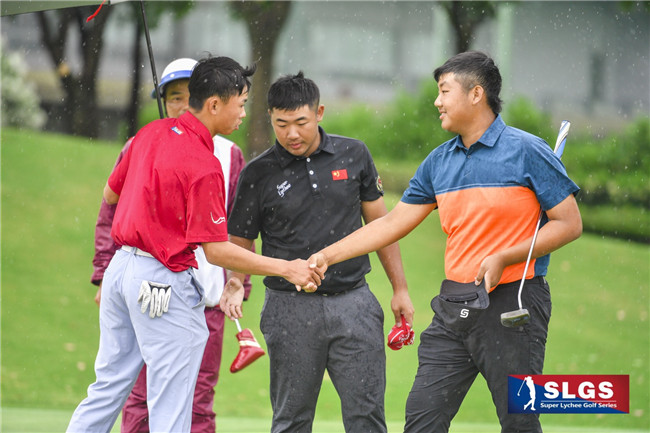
0, 1, 125, 17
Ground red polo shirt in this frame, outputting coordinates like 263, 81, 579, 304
108, 111, 228, 271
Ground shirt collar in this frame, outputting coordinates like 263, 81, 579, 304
449, 114, 506, 152
477, 114, 506, 148
178, 111, 215, 153
274, 126, 335, 167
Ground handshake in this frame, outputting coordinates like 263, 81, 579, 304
221, 245, 415, 352
290, 252, 329, 293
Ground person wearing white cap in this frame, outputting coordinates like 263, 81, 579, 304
90, 57, 253, 433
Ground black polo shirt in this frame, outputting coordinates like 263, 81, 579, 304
228, 127, 384, 294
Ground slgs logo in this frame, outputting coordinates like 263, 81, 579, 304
543, 381, 614, 399
508, 375, 629, 414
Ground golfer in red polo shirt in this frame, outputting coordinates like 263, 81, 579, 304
67, 56, 322, 433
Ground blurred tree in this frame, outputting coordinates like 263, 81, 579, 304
36, 2, 193, 139
1, 39, 46, 129
37, 5, 112, 138
228, 1, 292, 158
440, 1, 497, 53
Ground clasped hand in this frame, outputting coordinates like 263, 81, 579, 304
287, 258, 325, 293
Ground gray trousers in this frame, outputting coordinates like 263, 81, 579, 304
260, 284, 387, 433
404, 277, 551, 433
67, 248, 208, 433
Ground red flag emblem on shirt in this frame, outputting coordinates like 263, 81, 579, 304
332, 169, 348, 180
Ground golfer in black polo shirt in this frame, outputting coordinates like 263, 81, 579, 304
224, 71, 414, 432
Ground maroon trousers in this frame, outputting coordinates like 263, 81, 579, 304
120, 307, 225, 433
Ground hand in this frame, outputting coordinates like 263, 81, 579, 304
387, 314, 415, 350
307, 252, 329, 278
94, 282, 102, 307
220, 277, 245, 320
390, 290, 415, 327
283, 259, 323, 292
474, 253, 506, 292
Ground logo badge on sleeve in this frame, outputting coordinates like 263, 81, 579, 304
210, 212, 225, 224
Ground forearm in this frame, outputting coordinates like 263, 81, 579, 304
203, 241, 288, 277
226, 236, 253, 285
91, 199, 118, 285
103, 183, 119, 205
496, 217, 582, 268
321, 217, 407, 267
375, 241, 408, 293
322, 201, 433, 267
375, 238, 414, 324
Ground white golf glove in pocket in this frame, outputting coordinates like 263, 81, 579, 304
138, 281, 172, 318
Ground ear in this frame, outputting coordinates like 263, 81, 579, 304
204, 96, 220, 115
316, 104, 325, 122
470, 85, 485, 106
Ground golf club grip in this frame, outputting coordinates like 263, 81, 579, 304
553, 120, 571, 158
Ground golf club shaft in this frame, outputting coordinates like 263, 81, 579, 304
139, 0, 164, 119
234, 318, 242, 333
517, 378, 526, 395
516, 121, 571, 309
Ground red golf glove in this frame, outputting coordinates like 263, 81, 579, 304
387, 314, 414, 350
230, 328, 266, 373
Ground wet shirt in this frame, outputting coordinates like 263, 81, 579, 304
402, 115, 579, 285
228, 127, 383, 293
109, 111, 228, 272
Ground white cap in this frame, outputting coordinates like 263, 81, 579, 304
151, 58, 198, 98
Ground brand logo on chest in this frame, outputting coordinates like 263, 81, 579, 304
277, 180, 291, 197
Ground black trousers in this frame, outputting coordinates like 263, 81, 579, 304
404, 277, 551, 433
260, 285, 387, 433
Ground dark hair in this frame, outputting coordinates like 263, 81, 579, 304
267, 71, 320, 112
188, 56, 256, 110
433, 51, 503, 114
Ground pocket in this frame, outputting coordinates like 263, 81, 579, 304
168, 270, 204, 310
188, 269, 205, 309
259, 289, 271, 335
445, 292, 479, 304
431, 280, 490, 333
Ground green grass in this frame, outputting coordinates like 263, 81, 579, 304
1, 127, 649, 432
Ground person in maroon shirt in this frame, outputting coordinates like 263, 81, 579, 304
91, 57, 253, 433
68, 56, 322, 433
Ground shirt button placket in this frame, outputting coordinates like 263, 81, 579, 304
306, 158, 320, 195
